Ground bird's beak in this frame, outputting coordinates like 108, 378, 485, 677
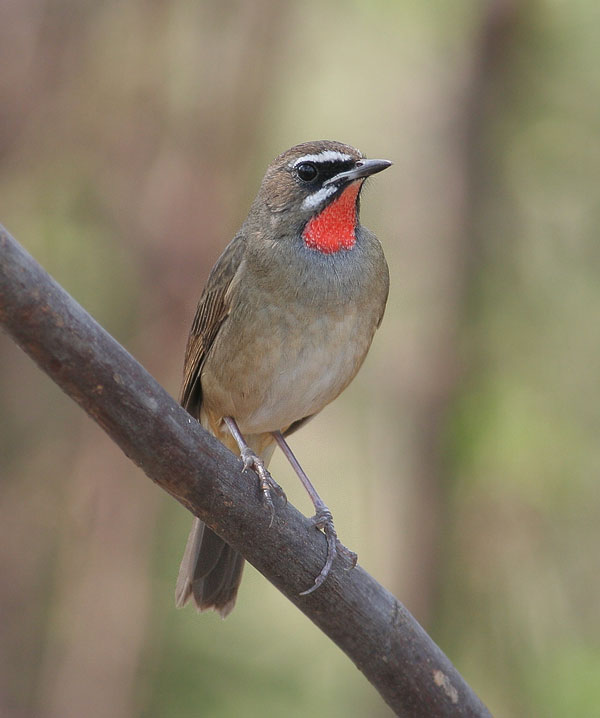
324, 158, 392, 187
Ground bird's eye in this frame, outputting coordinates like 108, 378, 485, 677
296, 162, 318, 182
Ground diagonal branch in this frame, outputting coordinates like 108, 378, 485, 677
0, 225, 492, 718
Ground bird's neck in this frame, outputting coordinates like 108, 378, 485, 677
302, 181, 361, 254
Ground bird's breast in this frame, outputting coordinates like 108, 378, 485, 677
200, 229, 388, 435
201, 297, 378, 435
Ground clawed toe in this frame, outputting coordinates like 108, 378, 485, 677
231, 427, 355, 596
337, 541, 358, 569
299, 507, 356, 595
240, 448, 286, 525
311, 507, 333, 531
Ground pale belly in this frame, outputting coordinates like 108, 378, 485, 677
200, 303, 375, 435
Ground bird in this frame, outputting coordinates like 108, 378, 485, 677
175, 140, 391, 617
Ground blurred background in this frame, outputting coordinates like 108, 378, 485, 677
1, 1, 599, 716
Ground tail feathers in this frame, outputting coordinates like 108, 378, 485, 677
175, 517, 244, 618
175, 436, 275, 618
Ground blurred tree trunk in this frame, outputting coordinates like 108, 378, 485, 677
375, 0, 519, 629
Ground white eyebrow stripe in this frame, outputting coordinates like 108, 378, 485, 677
301, 184, 338, 210
292, 150, 354, 166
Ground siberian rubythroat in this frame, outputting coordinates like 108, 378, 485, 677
176, 140, 391, 616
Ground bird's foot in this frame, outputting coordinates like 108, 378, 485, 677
300, 506, 357, 596
240, 447, 286, 526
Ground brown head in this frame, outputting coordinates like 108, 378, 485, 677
248, 140, 392, 255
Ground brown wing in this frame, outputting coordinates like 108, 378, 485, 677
179, 234, 246, 413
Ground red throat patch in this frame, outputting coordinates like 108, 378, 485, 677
302, 181, 361, 254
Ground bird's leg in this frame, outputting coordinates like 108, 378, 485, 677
223, 417, 285, 526
272, 431, 357, 595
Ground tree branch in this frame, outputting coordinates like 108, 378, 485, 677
0, 225, 492, 718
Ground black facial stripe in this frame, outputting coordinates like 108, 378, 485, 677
314, 159, 355, 175
294, 159, 356, 184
